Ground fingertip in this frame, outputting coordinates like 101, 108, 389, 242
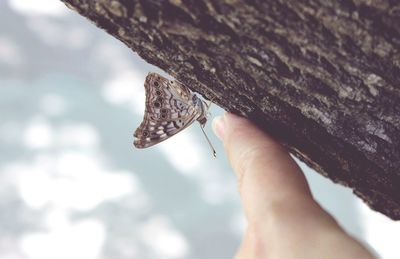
212, 115, 225, 140
224, 112, 252, 131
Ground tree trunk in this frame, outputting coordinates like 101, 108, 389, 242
60, 0, 400, 220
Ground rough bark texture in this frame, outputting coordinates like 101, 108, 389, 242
60, 0, 400, 219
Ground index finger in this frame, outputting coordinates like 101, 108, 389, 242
213, 113, 318, 222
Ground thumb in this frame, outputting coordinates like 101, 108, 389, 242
212, 112, 315, 221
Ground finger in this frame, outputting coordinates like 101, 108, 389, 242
213, 112, 375, 259
213, 112, 318, 222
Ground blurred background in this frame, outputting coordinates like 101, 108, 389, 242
0, 1, 399, 258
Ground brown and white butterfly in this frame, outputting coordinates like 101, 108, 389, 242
133, 72, 216, 156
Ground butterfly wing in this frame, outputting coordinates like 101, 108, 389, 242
134, 73, 203, 148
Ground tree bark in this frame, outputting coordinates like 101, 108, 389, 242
60, 0, 400, 220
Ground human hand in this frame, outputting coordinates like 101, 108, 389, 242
212, 113, 375, 259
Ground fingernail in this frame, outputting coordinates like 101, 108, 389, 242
224, 112, 243, 123
212, 115, 225, 140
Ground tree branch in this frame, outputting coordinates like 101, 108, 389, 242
61, 0, 400, 219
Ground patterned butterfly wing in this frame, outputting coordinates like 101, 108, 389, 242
134, 73, 204, 148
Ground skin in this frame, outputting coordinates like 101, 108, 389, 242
212, 112, 376, 259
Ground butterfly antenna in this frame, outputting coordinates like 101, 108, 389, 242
200, 125, 217, 158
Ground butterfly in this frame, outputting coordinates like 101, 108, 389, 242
133, 72, 216, 157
